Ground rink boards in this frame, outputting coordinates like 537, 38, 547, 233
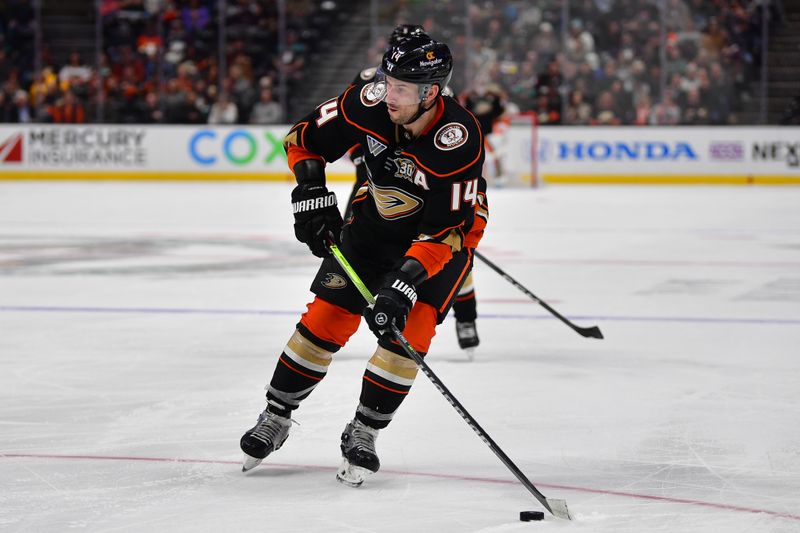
0, 124, 798, 184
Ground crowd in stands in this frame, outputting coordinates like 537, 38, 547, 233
0, 0, 785, 126
0, 0, 338, 124
396, 0, 782, 125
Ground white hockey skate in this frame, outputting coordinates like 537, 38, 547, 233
456, 320, 479, 360
239, 409, 292, 472
336, 419, 380, 487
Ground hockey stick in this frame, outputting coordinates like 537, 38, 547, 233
474, 250, 604, 339
328, 243, 572, 521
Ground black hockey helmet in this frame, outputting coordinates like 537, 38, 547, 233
380, 36, 453, 95
389, 24, 427, 46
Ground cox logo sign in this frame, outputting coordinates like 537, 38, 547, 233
189, 129, 286, 166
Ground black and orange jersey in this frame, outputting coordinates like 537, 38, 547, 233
346, 67, 378, 175
284, 81, 488, 279
464, 90, 504, 136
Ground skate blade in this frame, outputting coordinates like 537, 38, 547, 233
464, 347, 475, 361
336, 459, 373, 487
242, 454, 263, 472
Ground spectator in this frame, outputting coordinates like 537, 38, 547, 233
532, 21, 558, 59
249, 87, 282, 124
5, 90, 35, 122
58, 52, 93, 89
140, 90, 164, 123
565, 19, 596, 64
114, 83, 145, 123
207, 92, 237, 124
681, 87, 709, 124
229, 61, 256, 122
534, 92, 560, 125
162, 77, 188, 122
181, 0, 210, 34
634, 93, 653, 125
592, 90, 621, 125
50, 89, 86, 123
183, 90, 205, 124
650, 94, 681, 125
0, 49, 12, 82
609, 79, 635, 123
664, 0, 692, 32
779, 93, 800, 125
28, 67, 57, 105
565, 89, 592, 125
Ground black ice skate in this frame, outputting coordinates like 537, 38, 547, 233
336, 419, 380, 487
240, 409, 292, 472
456, 320, 480, 355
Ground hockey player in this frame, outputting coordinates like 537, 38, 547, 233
463, 82, 507, 183
240, 36, 489, 486
345, 24, 482, 353
344, 24, 428, 221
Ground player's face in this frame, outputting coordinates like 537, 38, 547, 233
383, 76, 423, 123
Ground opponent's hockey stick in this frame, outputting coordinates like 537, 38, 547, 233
328, 243, 572, 521
474, 250, 604, 339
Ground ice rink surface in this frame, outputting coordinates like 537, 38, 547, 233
1, 181, 799, 532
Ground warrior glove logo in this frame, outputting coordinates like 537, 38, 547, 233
292, 192, 337, 213
390, 280, 417, 305
375, 312, 388, 326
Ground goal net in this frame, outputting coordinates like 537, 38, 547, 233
483, 112, 539, 188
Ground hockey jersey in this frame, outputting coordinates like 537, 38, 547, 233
285, 81, 488, 279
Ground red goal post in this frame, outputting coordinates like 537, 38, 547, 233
484, 111, 539, 188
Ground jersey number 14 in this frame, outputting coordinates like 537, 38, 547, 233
451, 179, 478, 210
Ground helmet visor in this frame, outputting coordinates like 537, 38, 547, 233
373, 68, 429, 106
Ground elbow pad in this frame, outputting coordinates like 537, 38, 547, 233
397, 257, 428, 286
293, 158, 326, 186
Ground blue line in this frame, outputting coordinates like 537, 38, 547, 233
1, 305, 798, 326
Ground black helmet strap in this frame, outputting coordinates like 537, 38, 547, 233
399, 89, 439, 126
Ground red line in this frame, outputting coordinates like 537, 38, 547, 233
3, 453, 798, 521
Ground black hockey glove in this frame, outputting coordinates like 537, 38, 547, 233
364, 270, 418, 338
291, 183, 342, 258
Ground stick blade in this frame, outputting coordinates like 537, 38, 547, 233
545, 498, 572, 520
579, 326, 604, 339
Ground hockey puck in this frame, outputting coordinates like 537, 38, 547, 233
519, 511, 545, 522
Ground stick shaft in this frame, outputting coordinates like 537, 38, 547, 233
474, 250, 603, 339
329, 244, 566, 517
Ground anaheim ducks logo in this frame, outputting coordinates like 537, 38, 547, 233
434, 122, 468, 151
370, 184, 423, 220
321, 273, 347, 289
360, 82, 383, 107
